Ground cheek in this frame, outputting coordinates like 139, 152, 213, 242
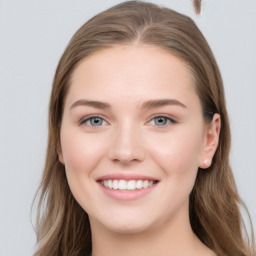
60, 127, 109, 211
60, 127, 107, 178
146, 127, 203, 176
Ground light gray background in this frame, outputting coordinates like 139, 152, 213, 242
0, 0, 255, 255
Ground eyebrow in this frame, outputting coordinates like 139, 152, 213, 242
70, 98, 187, 111
141, 99, 187, 110
70, 99, 111, 110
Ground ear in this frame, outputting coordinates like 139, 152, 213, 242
58, 150, 64, 164
57, 141, 65, 164
199, 113, 221, 169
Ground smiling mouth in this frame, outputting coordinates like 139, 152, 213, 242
99, 179, 158, 190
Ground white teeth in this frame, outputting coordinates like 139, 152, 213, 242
136, 180, 143, 189
127, 180, 136, 190
108, 180, 113, 189
100, 179, 156, 190
143, 180, 149, 188
118, 180, 127, 190
113, 180, 119, 190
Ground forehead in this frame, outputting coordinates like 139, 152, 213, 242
66, 45, 200, 111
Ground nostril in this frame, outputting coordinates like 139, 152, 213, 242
107, 146, 145, 163
106, 127, 146, 163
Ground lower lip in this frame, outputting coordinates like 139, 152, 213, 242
98, 182, 158, 201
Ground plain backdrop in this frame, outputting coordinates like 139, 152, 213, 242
0, 0, 255, 255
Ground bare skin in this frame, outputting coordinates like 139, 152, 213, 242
59, 45, 220, 256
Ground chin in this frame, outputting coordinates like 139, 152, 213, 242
89, 210, 157, 235
104, 220, 152, 235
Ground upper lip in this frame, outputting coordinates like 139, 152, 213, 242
96, 173, 159, 182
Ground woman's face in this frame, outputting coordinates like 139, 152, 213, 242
59, 45, 219, 235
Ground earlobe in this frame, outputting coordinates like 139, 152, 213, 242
57, 143, 65, 164
199, 113, 221, 169
57, 134, 65, 164
58, 151, 64, 164
201, 159, 211, 169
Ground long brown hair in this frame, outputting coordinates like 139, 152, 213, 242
33, 1, 255, 255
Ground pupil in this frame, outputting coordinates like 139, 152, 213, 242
156, 117, 166, 125
91, 118, 101, 125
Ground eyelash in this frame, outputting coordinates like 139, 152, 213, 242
79, 114, 177, 128
79, 115, 108, 128
148, 115, 177, 128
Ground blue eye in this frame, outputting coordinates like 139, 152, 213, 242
82, 117, 107, 127
149, 116, 175, 126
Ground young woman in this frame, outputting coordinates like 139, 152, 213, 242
33, 1, 255, 255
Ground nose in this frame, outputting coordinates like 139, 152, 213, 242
107, 123, 145, 164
